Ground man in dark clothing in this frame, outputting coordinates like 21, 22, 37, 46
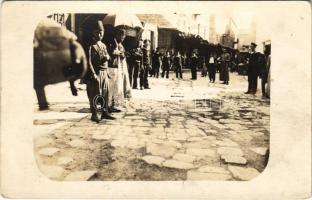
246, 42, 260, 94
162, 51, 171, 79
208, 52, 217, 83
141, 39, 151, 89
190, 52, 198, 80
173, 51, 183, 79
128, 40, 143, 89
84, 20, 115, 122
152, 47, 162, 78
220, 48, 230, 85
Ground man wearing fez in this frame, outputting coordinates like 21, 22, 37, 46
141, 39, 151, 90
245, 42, 260, 94
84, 20, 115, 122
107, 27, 131, 110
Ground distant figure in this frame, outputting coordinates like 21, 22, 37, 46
219, 48, 230, 85
128, 39, 143, 89
173, 51, 183, 79
266, 54, 271, 98
161, 51, 171, 79
245, 42, 260, 94
141, 39, 151, 89
190, 52, 198, 80
201, 57, 208, 77
152, 47, 162, 78
208, 52, 217, 83
258, 53, 268, 98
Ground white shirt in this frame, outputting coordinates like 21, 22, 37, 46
209, 57, 215, 63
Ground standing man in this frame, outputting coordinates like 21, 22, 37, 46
220, 48, 230, 85
84, 20, 115, 122
190, 52, 198, 80
173, 51, 183, 79
245, 42, 260, 94
128, 39, 143, 89
107, 27, 130, 111
161, 51, 171, 79
141, 39, 151, 89
208, 52, 217, 83
152, 47, 162, 78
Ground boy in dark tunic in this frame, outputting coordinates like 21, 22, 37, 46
85, 20, 114, 122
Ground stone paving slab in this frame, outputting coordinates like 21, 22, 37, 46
228, 166, 260, 180
141, 155, 165, 167
146, 143, 177, 158
186, 148, 216, 157
217, 147, 244, 156
221, 155, 247, 165
250, 147, 268, 156
173, 153, 196, 163
163, 160, 195, 170
64, 170, 97, 181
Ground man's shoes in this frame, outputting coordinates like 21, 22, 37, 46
101, 112, 116, 120
144, 87, 151, 89
245, 91, 251, 94
132, 87, 138, 89
91, 114, 100, 123
109, 107, 122, 113
140, 86, 144, 90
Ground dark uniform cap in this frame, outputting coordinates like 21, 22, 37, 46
251, 42, 257, 47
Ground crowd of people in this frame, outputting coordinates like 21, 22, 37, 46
82, 20, 270, 123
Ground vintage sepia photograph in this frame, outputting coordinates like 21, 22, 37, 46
33, 12, 271, 181
1, 1, 311, 198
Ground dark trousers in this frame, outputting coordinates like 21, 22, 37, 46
162, 65, 169, 78
261, 78, 266, 96
175, 65, 182, 79
208, 64, 216, 82
129, 61, 140, 88
128, 63, 134, 87
153, 63, 160, 78
247, 74, 258, 93
191, 67, 197, 80
140, 64, 150, 88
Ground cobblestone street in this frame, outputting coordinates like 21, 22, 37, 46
34, 71, 270, 181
